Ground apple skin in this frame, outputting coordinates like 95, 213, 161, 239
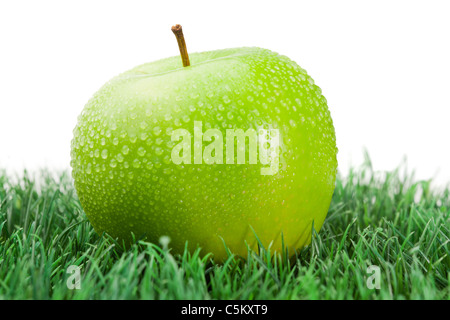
70, 47, 337, 260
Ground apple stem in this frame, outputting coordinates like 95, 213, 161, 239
171, 24, 190, 67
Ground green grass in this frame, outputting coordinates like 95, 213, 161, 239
0, 156, 449, 300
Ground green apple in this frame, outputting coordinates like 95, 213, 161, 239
70, 26, 337, 260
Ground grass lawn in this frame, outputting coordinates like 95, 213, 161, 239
0, 157, 449, 300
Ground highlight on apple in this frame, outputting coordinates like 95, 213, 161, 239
170, 121, 280, 175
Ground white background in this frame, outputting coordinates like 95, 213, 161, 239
1, 0, 449, 187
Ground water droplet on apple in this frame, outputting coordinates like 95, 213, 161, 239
133, 159, 141, 168
140, 132, 148, 141
140, 121, 148, 130
110, 159, 117, 168
153, 126, 162, 136
138, 147, 146, 157
155, 147, 163, 156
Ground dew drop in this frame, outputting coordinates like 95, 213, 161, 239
138, 147, 146, 157
110, 159, 117, 168
140, 121, 148, 130
153, 126, 162, 136
140, 132, 148, 141
133, 159, 141, 168
223, 95, 231, 104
